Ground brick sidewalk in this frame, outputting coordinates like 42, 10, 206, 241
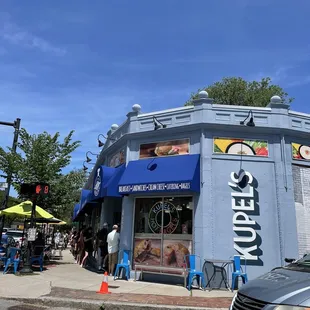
45, 287, 232, 308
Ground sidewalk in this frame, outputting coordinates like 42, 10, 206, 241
0, 249, 234, 310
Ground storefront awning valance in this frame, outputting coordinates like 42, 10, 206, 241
79, 189, 96, 213
103, 164, 126, 197
118, 154, 200, 194
92, 164, 126, 199
72, 203, 80, 222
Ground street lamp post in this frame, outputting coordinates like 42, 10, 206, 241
0, 118, 21, 237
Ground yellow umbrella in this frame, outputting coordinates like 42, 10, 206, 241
49, 219, 67, 225
0, 200, 54, 219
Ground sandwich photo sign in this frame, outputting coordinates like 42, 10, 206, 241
139, 138, 189, 159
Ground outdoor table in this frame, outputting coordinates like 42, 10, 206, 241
203, 259, 233, 291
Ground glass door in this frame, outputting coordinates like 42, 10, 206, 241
133, 196, 193, 271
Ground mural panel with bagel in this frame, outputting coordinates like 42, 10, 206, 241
292, 143, 310, 161
214, 138, 269, 157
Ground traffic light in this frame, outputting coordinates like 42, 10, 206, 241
20, 183, 50, 196
35, 183, 49, 196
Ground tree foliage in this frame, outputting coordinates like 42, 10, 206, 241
185, 77, 294, 107
0, 192, 21, 226
0, 128, 86, 223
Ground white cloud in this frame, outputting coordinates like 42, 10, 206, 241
0, 13, 66, 56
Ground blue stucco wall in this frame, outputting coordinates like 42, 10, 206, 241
82, 94, 310, 280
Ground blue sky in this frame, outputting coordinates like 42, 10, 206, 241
0, 0, 310, 196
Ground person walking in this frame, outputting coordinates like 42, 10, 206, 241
107, 224, 120, 276
96, 223, 109, 271
54, 230, 61, 249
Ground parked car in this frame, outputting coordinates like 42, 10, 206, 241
230, 254, 310, 309
1, 228, 9, 235
5, 230, 24, 244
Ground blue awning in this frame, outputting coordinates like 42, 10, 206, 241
92, 164, 125, 199
72, 203, 80, 221
118, 154, 200, 194
103, 164, 126, 197
79, 189, 95, 213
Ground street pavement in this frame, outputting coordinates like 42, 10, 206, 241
0, 299, 83, 310
0, 249, 234, 310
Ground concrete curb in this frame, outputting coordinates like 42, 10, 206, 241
3, 296, 228, 310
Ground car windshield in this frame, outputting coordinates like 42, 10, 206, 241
288, 254, 310, 268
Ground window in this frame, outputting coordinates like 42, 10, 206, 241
133, 196, 193, 269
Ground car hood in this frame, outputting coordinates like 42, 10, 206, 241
239, 267, 310, 306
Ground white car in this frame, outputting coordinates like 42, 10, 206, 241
5, 230, 24, 244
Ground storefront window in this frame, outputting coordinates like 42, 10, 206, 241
133, 196, 193, 269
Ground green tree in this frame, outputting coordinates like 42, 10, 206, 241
0, 192, 21, 226
185, 77, 294, 107
0, 128, 86, 223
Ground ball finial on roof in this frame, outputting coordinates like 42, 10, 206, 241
132, 104, 141, 112
111, 124, 119, 130
198, 90, 208, 99
271, 95, 282, 103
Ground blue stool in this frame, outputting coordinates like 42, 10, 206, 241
3, 248, 20, 274
185, 254, 206, 291
231, 255, 248, 290
114, 250, 130, 281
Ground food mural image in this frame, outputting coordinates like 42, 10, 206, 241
139, 139, 189, 159
109, 148, 126, 167
133, 239, 191, 268
292, 143, 310, 160
214, 138, 269, 157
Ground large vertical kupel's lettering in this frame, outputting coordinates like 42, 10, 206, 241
229, 170, 261, 261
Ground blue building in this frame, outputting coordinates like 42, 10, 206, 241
73, 92, 310, 280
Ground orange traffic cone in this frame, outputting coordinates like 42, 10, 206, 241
97, 272, 111, 294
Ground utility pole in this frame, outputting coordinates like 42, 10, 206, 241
0, 118, 21, 236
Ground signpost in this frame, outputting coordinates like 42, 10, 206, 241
19, 182, 50, 274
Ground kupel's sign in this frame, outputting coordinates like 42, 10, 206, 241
229, 170, 260, 261
119, 182, 191, 194
148, 201, 179, 234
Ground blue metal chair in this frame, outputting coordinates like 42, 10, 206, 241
3, 247, 20, 274
114, 250, 131, 280
0, 254, 7, 267
231, 255, 248, 290
185, 254, 206, 291
0, 246, 7, 267
31, 246, 44, 272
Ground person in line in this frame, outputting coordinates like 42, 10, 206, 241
96, 223, 109, 271
107, 224, 120, 276
80, 227, 93, 268
76, 229, 85, 265
70, 230, 77, 259
63, 231, 69, 249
